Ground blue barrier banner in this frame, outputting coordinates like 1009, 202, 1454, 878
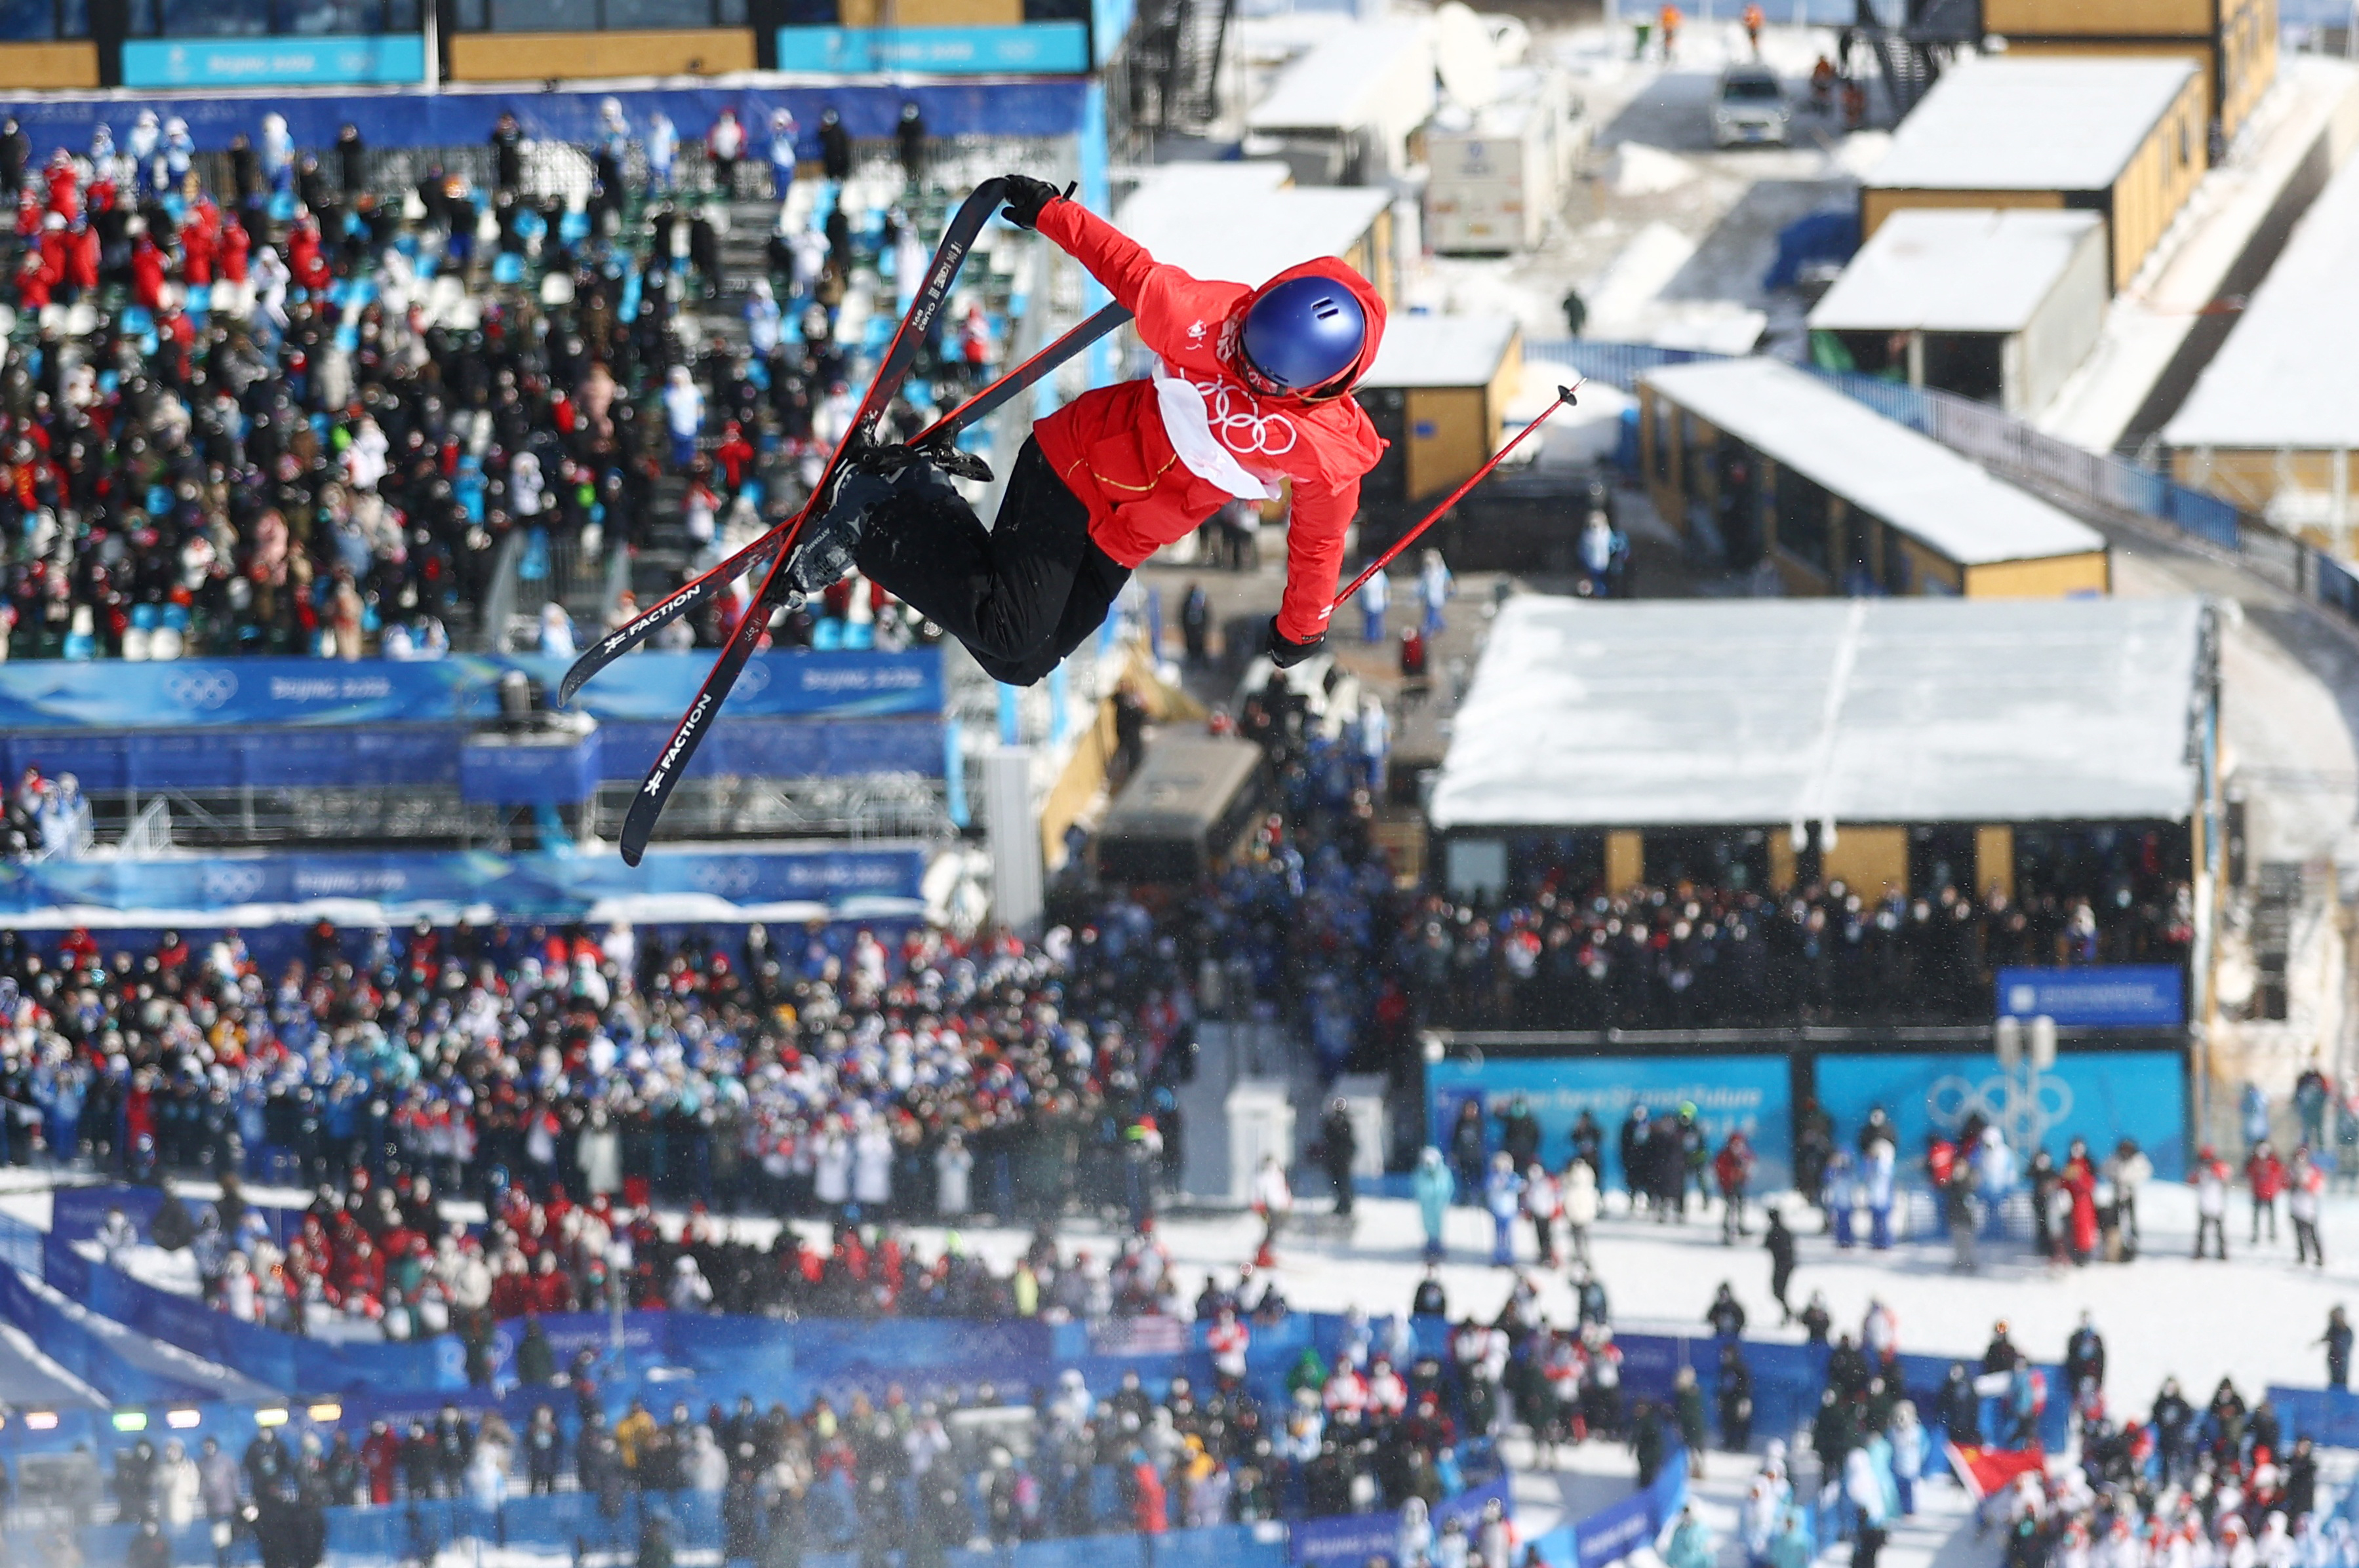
0, 650, 941, 732
598, 716, 947, 781
0, 844, 930, 920
459, 731, 603, 806
0, 83, 1090, 157
1995, 966, 2185, 1027
777, 23, 1090, 72
1814, 1050, 2188, 1179
1568, 1450, 1685, 1568
0, 715, 945, 793
120, 34, 426, 87
2271, 1386, 2359, 1449
1427, 1055, 1793, 1189
1292, 1477, 1511, 1567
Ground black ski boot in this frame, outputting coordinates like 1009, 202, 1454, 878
862, 439, 994, 484
786, 454, 896, 596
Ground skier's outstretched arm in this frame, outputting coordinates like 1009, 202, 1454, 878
1003, 178, 1203, 353
1276, 475, 1357, 651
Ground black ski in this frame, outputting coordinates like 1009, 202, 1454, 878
559, 298, 1128, 709
618, 178, 1009, 865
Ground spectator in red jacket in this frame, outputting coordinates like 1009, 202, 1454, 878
2247, 1140, 2286, 1244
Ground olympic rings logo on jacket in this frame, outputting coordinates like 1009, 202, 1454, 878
1195, 380, 1301, 458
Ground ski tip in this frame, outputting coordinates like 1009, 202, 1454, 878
618, 825, 649, 868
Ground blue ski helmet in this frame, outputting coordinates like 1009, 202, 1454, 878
1239, 276, 1367, 394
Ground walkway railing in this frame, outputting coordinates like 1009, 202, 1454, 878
1524, 339, 2359, 626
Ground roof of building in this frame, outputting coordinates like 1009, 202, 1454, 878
1426, 595, 2208, 831
1100, 736, 1266, 840
1641, 359, 2107, 566
1865, 57, 2198, 192
2163, 147, 2359, 450
1246, 19, 1433, 131
1807, 208, 2106, 334
1115, 178, 1392, 288
1360, 314, 1519, 388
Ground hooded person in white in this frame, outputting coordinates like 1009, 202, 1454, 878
935, 1129, 973, 1217
851, 1116, 894, 1208
687, 1425, 728, 1491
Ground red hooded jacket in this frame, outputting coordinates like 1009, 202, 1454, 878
1031, 198, 1387, 644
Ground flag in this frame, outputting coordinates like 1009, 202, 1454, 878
1945, 1442, 2046, 1500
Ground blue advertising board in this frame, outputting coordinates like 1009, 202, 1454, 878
458, 731, 601, 806
776, 22, 1090, 73
0, 846, 929, 920
0, 716, 945, 793
0, 83, 1088, 158
1814, 1049, 2187, 1179
1996, 966, 2185, 1027
0, 650, 942, 731
121, 35, 426, 88
1425, 1054, 1793, 1189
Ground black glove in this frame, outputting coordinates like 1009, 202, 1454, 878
1267, 617, 1326, 670
1000, 174, 1070, 230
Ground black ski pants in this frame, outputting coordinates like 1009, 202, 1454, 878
855, 435, 1131, 687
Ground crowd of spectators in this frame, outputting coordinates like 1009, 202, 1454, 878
0, 97, 998, 665
1397, 875, 2195, 1031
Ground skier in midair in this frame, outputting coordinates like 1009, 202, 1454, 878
789, 173, 1388, 684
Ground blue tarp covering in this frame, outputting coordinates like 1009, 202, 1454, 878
0, 82, 1091, 155
1765, 210, 1861, 290
0, 650, 943, 730
0, 844, 930, 919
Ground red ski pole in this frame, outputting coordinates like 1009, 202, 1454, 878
1332, 381, 1582, 610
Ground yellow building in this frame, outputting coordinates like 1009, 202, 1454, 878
1863, 56, 2210, 293
2164, 149, 2359, 551
1640, 358, 2111, 600
1355, 314, 1523, 505
1983, 0, 2278, 142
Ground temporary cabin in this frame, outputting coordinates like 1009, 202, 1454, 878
1355, 314, 1522, 506
1807, 208, 2109, 416
1862, 56, 2208, 293
1244, 19, 1437, 186
2164, 149, 2359, 552
1640, 357, 2110, 598
1981, 0, 2277, 141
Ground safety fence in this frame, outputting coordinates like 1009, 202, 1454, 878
1527, 1449, 1688, 1568
13, 1219, 2072, 1457
0, 1492, 1290, 1568
1525, 339, 2359, 630
2270, 1384, 2359, 1449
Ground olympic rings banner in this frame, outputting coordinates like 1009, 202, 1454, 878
1813, 1050, 2189, 1179
0, 650, 943, 730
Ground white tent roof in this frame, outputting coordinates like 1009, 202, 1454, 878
1427, 595, 2208, 831
1362, 314, 1518, 388
1115, 178, 1391, 288
1247, 19, 1432, 132
2164, 147, 2359, 450
1642, 359, 2105, 566
1808, 208, 2104, 334
1865, 57, 2196, 192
